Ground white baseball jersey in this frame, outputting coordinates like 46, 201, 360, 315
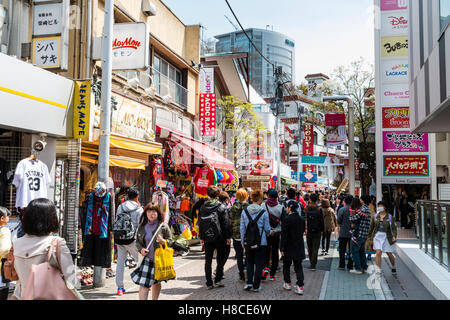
12, 158, 51, 208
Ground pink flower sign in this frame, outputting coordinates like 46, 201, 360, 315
381, 0, 408, 11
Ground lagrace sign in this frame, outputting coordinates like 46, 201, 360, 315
381, 59, 408, 83
112, 23, 149, 71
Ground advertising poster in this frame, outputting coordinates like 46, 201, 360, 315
382, 107, 410, 128
300, 172, 318, 183
383, 156, 429, 177
200, 68, 214, 94
199, 93, 216, 137
380, 0, 408, 11
251, 159, 273, 175
325, 114, 346, 147
381, 83, 410, 106
302, 123, 315, 173
382, 131, 429, 152
249, 134, 265, 160
381, 35, 409, 58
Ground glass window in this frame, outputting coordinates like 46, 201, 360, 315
441, 0, 450, 32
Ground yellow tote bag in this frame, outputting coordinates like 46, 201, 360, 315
154, 240, 176, 281
182, 227, 192, 240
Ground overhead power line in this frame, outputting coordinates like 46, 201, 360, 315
224, 0, 275, 72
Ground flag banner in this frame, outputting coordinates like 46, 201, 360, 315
325, 114, 347, 147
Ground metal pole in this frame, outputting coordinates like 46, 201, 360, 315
275, 114, 281, 191
348, 99, 355, 195
95, 0, 114, 288
326, 144, 330, 192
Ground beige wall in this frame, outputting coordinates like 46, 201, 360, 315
437, 135, 450, 166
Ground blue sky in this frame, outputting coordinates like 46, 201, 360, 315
162, 0, 374, 85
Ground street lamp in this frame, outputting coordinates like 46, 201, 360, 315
322, 95, 355, 195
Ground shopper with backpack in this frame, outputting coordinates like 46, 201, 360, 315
368, 201, 397, 275
337, 195, 354, 271
229, 188, 249, 282
113, 187, 143, 296
305, 194, 324, 270
198, 186, 231, 290
261, 189, 286, 281
280, 200, 306, 295
240, 190, 270, 293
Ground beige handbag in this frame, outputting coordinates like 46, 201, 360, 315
22, 237, 83, 300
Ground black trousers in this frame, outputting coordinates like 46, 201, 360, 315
306, 231, 322, 267
265, 233, 280, 277
246, 246, 266, 289
233, 239, 246, 278
283, 258, 304, 287
204, 240, 227, 287
321, 231, 332, 252
338, 237, 353, 269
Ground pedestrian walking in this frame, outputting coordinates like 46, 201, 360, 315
10, 198, 79, 300
240, 190, 270, 293
219, 191, 232, 264
0, 207, 11, 300
349, 195, 371, 274
113, 187, 143, 296
132, 204, 174, 300
198, 186, 231, 289
229, 188, 249, 282
261, 189, 286, 282
368, 201, 397, 274
305, 194, 324, 271
321, 199, 337, 256
337, 195, 354, 270
280, 201, 305, 295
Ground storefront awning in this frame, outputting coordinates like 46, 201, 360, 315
109, 137, 162, 155
80, 155, 146, 170
170, 133, 235, 171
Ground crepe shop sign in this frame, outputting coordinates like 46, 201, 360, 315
383, 131, 429, 152
383, 156, 429, 177
382, 107, 410, 128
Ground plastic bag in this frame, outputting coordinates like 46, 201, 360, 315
154, 241, 176, 281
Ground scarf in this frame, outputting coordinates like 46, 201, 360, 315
85, 192, 110, 239
266, 198, 278, 207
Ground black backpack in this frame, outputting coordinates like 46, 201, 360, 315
199, 208, 222, 242
306, 206, 322, 233
244, 208, 265, 249
265, 204, 284, 229
113, 204, 136, 241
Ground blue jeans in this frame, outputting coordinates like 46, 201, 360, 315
350, 237, 368, 271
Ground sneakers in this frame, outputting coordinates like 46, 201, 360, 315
310, 265, 316, 271
116, 288, 126, 296
207, 285, 214, 290
181, 249, 190, 257
392, 268, 397, 274
252, 287, 260, 293
244, 284, 253, 291
337, 266, 346, 270
269, 276, 276, 281
215, 281, 225, 288
262, 268, 269, 280
283, 282, 292, 290
349, 269, 363, 275
294, 285, 304, 295
324, 251, 328, 256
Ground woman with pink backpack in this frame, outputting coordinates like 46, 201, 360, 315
367, 201, 398, 275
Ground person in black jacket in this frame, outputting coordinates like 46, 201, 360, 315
280, 201, 306, 295
337, 194, 354, 270
305, 193, 324, 271
199, 186, 232, 289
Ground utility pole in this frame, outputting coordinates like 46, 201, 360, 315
95, 0, 114, 288
297, 105, 303, 186
272, 66, 284, 191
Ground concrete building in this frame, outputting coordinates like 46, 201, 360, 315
214, 28, 296, 98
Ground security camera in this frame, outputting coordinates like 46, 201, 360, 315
33, 140, 47, 152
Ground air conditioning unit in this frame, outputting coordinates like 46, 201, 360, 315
142, 0, 156, 16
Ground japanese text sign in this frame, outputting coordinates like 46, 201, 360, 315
33, 3, 63, 36
383, 131, 428, 152
302, 123, 314, 173
325, 114, 346, 147
199, 93, 216, 137
382, 107, 410, 128
73, 80, 91, 140
383, 156, 429, 177
32, 36, 60, 69
381, 36, 409, 58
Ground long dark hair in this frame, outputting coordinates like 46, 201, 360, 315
350, 197, 361, 210
140, 203, 163, 225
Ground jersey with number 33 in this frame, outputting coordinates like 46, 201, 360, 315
13, 159, 51, 208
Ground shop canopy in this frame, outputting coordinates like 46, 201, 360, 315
80, 155, 146, 170
169, 132, 235, 171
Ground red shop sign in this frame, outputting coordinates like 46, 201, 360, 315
382, 107, 410, 129
199, 93, 216, 136
383, 156, 429, 177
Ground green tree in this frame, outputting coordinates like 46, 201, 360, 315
310, 57, 375, 193
217, 96, 268, 168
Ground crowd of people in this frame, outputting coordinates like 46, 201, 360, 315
0, 184, 399, 300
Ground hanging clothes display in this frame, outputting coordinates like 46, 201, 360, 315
81, 182, 113, 268
152, 190, 170, 224
193, 166, 215, 198
151, 156, 165, 188
222, 170, 240, 192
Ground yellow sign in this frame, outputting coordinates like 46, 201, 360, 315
381, 36, 408, 58
73, 80, 91, 140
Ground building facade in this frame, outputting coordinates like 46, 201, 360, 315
214, 28, 296, 98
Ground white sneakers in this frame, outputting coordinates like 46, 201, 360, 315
283, 282, 292, 290
294, 285, 304, 295
349, 269, 363, 275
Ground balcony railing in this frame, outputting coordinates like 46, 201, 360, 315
152, 67, 188, 110
417, 200, 450, 271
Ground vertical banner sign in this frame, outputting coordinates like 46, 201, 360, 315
200, 68, 215, 94
199, 93, 216, 136
73, 80, 91, 140
303, 124, 315, 172
325, 114, 347, 147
